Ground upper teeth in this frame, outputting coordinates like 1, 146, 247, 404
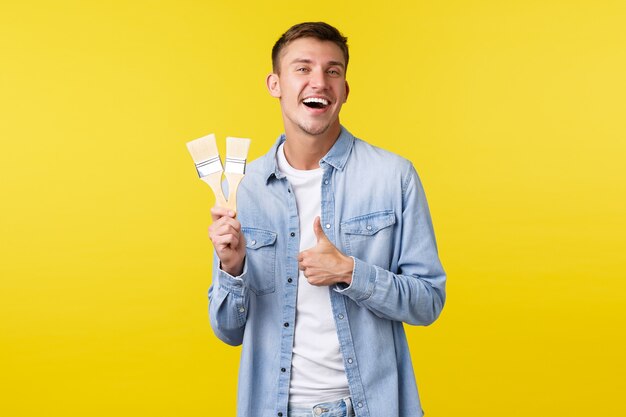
303, 97, 329, 105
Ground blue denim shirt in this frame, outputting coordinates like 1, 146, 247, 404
209, 127, 446, 417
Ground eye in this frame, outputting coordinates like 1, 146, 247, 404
296, 67, 310, 73
327, 69, 341, 76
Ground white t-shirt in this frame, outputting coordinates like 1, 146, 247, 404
276, 143, 350, 407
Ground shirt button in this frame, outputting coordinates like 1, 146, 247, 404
357, 402, 363, 408
283, 322, 289, 327
250, 240, 256, 246
281, 368, 286, 372
314, 407, 323, 416
324, 180, 329, 185
325, 223, 331, 229
278, 413, 283, 417
338, 314, 344, 319
287, 278, 293, 283
290, 232, 295, 237
366, 225, 372, 231
238, 307, 245, 313
347, 358, 353, 364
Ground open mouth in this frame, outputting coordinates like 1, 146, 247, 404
302, 97, 330, 109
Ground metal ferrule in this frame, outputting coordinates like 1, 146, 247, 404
195, 155, 223, 177
225, 157, 246, 175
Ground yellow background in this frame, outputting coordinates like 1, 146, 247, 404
1, 1, 625, 415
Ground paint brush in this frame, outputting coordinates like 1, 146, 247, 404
186, 133, 228, 208
224, 136, 251, 212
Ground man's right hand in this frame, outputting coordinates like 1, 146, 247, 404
209, 207, 246, 277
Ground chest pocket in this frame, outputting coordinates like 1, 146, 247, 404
340, 210, 396, 269
242, 227, 277, 296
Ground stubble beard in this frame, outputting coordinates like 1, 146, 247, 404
282, 99, 341, 137
297, 119, 333, 136
288, 108, 337, 137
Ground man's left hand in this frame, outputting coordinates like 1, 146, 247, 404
298, 216, 354, 286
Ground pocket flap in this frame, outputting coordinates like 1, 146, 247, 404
242, 227, 277, 249
341, 210, 396, 235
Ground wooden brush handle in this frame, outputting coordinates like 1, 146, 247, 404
224, 172, 244, 212
203, 171, 228, 208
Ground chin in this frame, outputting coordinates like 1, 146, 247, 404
301, 124, 331, 136
298, 119, 338, 136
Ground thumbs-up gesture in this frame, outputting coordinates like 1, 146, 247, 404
297, 216, 354, 286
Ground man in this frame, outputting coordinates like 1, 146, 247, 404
208, 22, 446, 417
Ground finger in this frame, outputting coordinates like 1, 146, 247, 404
313, 216, 328, 243
223, 217, 242, 232
209, 219, 233, 238
307, 278, 321, 286
210, 216, 241, 235
213, 234, 240, 248
215, 221, 241, 238
210, 206, 229, 221
211, 206, 237, 222
306, 274, 324, 286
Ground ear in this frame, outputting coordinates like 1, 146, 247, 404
266, 73, 281, 98
343, 80, 350, 103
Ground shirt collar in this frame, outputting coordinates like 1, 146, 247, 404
263, 126, 355, 184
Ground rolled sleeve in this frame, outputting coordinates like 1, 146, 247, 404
217, 259, 248, 294
209, 256, 249, 346
334, 256, 376, 302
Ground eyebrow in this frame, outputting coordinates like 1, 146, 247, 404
290, 58, 345, 68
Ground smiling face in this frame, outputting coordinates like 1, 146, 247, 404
267, 37, 349, 139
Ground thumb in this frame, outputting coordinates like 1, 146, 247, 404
313, 216, 329, 243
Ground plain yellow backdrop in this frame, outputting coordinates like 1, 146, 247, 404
1, 1, 625, 416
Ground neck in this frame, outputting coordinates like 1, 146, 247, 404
282, 122, 341, 170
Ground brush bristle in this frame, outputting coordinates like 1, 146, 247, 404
186, 133, 219, 163
226, 137, 251, 160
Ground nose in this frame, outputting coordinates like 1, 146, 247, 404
309, 68, 328, 89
